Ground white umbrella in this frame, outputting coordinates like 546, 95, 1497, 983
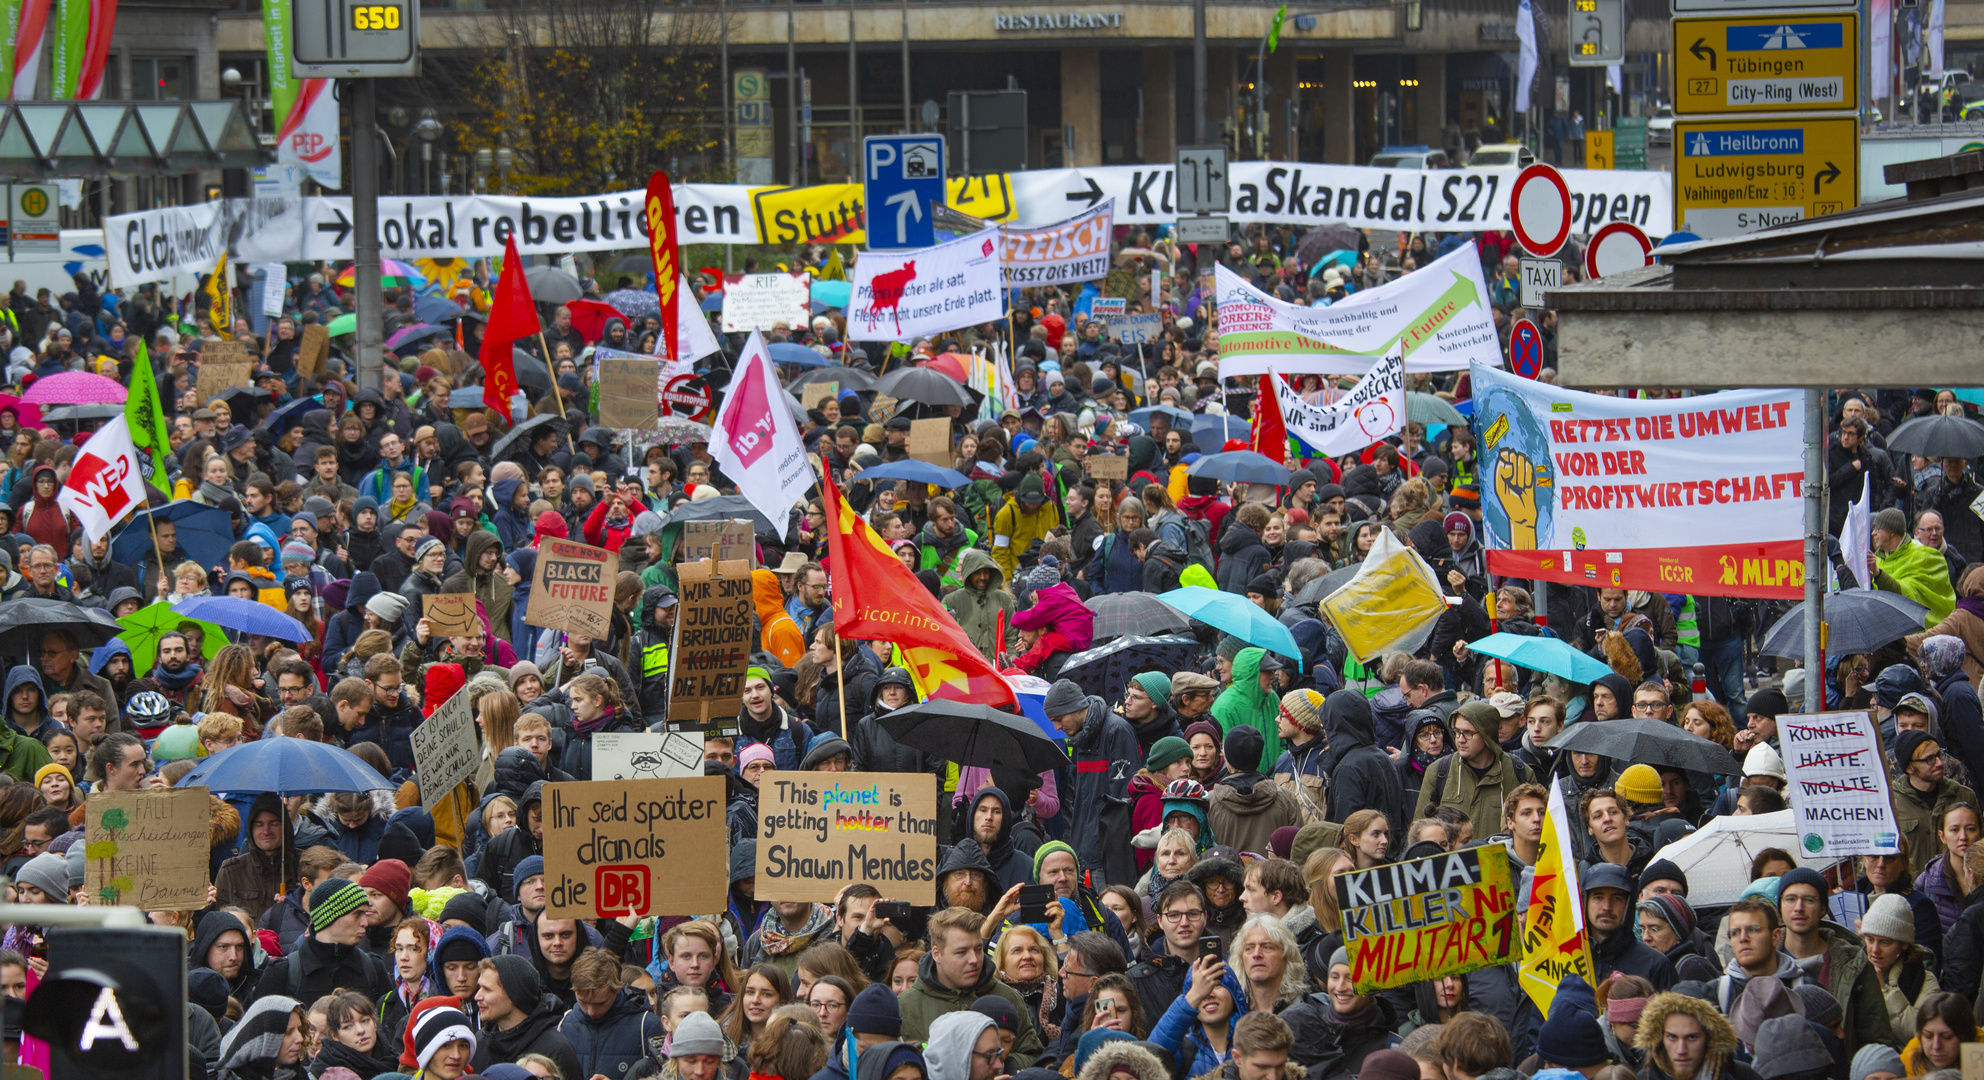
1651, 810, 1848, 907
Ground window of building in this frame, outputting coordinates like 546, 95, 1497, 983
130, 56, 192, 101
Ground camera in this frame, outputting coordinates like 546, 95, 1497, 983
1017, 883, 1055, 923
874, 901, 912, 922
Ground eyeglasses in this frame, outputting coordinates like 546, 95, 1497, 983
1162, 909, 1207, 922
972, 1050, 1005, 1065
1632, 701, 1669, 713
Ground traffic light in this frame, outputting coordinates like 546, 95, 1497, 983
22, 928, 184, 1080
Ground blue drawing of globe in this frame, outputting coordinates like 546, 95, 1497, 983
1476, 385, 1554, 550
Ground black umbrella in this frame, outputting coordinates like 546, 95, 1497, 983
39, 403, 124, 423
1058, 635, 1202, 704
1759, 588, 1929, 659
875, 367, 975, 408
525, 265, 584, 304
489, 414, 562, 462
1544, 718, 1741, 775
1296, 224, 1364, 266
660, 494, 781, 535
214, 385, 271, 411
511, 348, 554, 394
1885, 414, 1984, 460
788, 366, 879, 393
0, 598, 126, 654
878, 699, 1071, 773
1085, 595, 1191, 641
1294, 564, 1360, 608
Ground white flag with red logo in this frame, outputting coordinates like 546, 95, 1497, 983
58, 415, 147, 542
709, 331, 810, 540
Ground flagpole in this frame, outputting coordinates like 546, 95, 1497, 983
537, 331, 579, 455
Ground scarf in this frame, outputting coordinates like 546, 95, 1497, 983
1958, 595, 1984, 621
199, 480, 235, 504
387, 490, 420, 522
155, 662, 203, 692
574, 704, 615, 735
1006, 973, 1061, 1045
755, 905, 827, 956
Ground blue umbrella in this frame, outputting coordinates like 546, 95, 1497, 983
700, 293, 723, 312
172, 595, 312, 642
769, 342, 830, 368
416, 295, 467, 324
1464, 632, 1613, 684
257, 396, 316, 432
1153, 586, 1302, 667
853, 460, 971, 489
1191, 414, 1248, 447
1189, 451, 1295, 487
111, 502, 234, 574
175, 736, 395, 796
386, 323, 447, 352
812, 280, 853, 309
1130, 405, 1195, 429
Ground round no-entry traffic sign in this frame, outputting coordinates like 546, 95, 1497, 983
1509, 164, 1572, 258
1509, 318, 1544, 380
1585, 221, 1653, 279
661, 372, 713, 419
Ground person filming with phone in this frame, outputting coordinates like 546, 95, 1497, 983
1148, 927, 1253, 1079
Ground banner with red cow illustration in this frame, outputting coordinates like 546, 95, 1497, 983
847, 227, 1003, 342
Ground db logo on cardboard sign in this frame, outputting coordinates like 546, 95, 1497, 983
596, 865, 652, 917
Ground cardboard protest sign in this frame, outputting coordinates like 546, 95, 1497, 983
298, 324, 330, 377
598, 354, 662, 429
755, 771, 939, 904
1782, 710, 1900, 857
411, 685, 479, 810
593, 731, 706, 781
542, 777, 729, 919
908, 419, 952, 467
1336, 843, 1516, 992
800, 382, 840, 410
526, 538, 619, 639
84, 786, 213, 907
667, 558, 754, 730
1088, 455, 1129, 481
679, 520, 755, 565
721, 272, 813, 333
423, 594, 480, 639
197, 355, 255, 402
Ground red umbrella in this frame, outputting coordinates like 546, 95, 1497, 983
922, 352, 969, 383
565, 299, 631, 344
0, 395, 44, 431
21, 371, 126, 406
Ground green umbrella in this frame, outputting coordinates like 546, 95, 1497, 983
327, 313, 358, 336
117, 600, 228, 675
1407, 392, 1466, 425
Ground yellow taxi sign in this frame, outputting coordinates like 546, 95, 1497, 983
1672, 13, 1858, 116
1673, 115, 1858, 239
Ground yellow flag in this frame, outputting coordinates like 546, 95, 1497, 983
1518, 776, 1596, 1014
204, 250, 233, 340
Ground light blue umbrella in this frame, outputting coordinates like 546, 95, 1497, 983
1153, 586, 1302, 668
176, 737, 395, 796
854, 460, 971, 489
1189, 451, 1295, 486
1130, 404, 1194, 428
1464, 632, 1612, 684
173, 595, 313, 642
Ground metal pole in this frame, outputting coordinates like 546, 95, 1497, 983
849, 0, 860, 178
901, 0, 911, 131
1803, 388, 1825, 713
1193, 0, 1208, 143
352, 79, 384, 393
721, 0, 733, 177
788, 6, 799, 184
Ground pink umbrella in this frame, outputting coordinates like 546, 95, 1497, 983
0, 394, 44, 430
21, 371, 126, 406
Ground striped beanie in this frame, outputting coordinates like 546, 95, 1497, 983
410, 1002, 476, 1070
308, 877, 369, 933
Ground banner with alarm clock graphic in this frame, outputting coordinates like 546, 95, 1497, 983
1471, 361, 1808, 600
1271, 341, 1406, 457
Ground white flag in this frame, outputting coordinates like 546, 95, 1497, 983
1272, 341, 1407, 457
711, 331, 812, 540
1842, 469, 1873, 591
57, 415, 148, 542
1515, 0, 1538, 112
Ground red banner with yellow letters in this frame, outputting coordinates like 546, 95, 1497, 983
647, 171, 681, 363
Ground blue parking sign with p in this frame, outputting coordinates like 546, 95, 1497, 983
864, 134, 947, 250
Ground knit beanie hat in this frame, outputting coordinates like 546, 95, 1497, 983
1043, 679, 1087, 718
1536, 1006, 1610, 1067
15, 852, 68, 904
1639, 859, 1689, 898
1216, 635, 1247, 662
282, 541, 315, 565
1637, 894, 1697, 941
1145, 736, 1191, 773
1223, 724, 1265, 773
670, 1011, 725, 1059
1791, 985, 1841, 1030
32, 763, 70, 789
437, 890, 489, 929
410, 1002, 476, 1071
970, 995, 1021, 1034
366, 590, 408, 625
1776, 867, 1828, 903
1871, 507, 1908, 537
1747, 687, 1789, 719
1859, 892, 1916, 945
1032, 840, 1080, 881
513, 855, 545, 892
1894, 730, 1935, 777
1616, 763, 1662, 805
1743, 741, 1787, 781
309, 878, 369, 933
1751, 1014, 1830, 1080
1279, 689, 1325, 735
1131, 671, 1172, 706
414, 536, 444, 560
358, 858, 412, 917
1851, 1045, 1905, 1080
487, 954, 540, 1011
847, 982, 902, 1038
1360, 1051, 1421, 1080
737, 743, 776, 771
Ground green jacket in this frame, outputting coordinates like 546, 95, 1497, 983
1211, 647, 1281, 768
1413, 734, 1530, 842
896, 952, 1043, 1068
942, 548, 1014, 660
1877, 539, 1956, 625
1893, 775, 1974, 880
1812, 923, 1897, 1056
0, 721, 51, 782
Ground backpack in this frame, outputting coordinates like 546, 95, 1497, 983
1176, 516, 1215, 572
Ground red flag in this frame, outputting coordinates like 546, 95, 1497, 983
821, 469, 1016, 709
1251, 374, 1287, 463
479, 234, 540, 412
646, 172, 681, 361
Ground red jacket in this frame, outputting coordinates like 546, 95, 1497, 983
584, 495, 650, 552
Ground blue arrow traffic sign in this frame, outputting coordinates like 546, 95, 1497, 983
864, 134, 947, 250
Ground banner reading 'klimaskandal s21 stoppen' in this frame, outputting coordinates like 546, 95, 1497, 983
1470, 362, 1808, 600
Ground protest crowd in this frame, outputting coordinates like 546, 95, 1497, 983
0, 214, 1973, 1080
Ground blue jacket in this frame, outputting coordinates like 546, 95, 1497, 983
558, 988, 664, 1080
1149, 965, 1250, 1080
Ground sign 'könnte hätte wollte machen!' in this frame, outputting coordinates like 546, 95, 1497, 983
1336, 844, 1516, 992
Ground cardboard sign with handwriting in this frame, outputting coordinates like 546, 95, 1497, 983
679, 520, 755, 565
1089, 455, 1129, 480
298, 324, 330, 377
667, 558, 754, 730
526, 538, 619, 639
598, 355, 662, 429
755, 771, 939, 903
198, 358, 255, 403
411, 685, 479, 810
542, 777, 729, 919
801, 382, 839, 410
85, 786, 212, 907
909, 419, 952, 467
423, 593, 480, 639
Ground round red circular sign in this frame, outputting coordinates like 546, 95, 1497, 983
1585, 221, 1653, 279
1509, 163, 1573, 258
661, 373, 712, 419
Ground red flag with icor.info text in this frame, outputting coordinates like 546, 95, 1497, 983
821, 469, 1015, 709
480, 234, 540, 412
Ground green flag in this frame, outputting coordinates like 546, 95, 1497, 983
125, 340, 172, 488
1268, 4, 1287, 53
